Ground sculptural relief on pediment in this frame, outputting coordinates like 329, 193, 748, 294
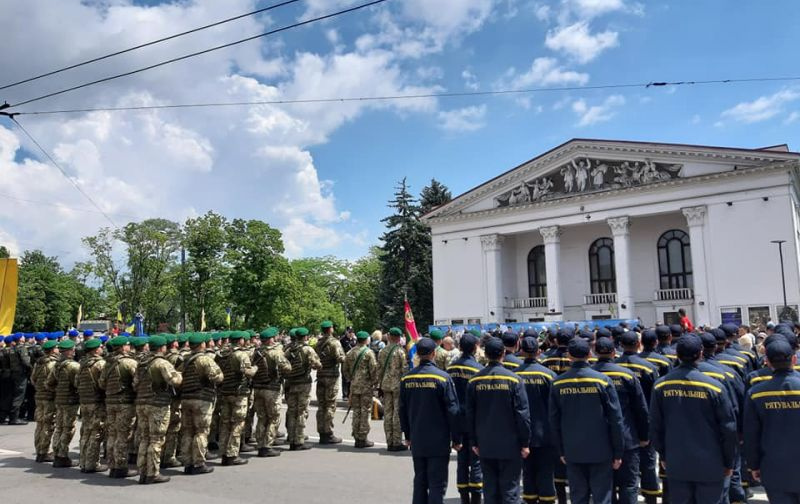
494, 158, 683, 208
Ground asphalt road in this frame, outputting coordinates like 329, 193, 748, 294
0, 403, 768, 504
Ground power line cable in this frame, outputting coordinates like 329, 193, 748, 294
10, 117, 118, 228
0, 0, 301, 92
0, 192, 138, 219
11, 76, 800, 116
6, 0, 390, 109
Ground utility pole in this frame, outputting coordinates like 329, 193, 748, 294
180, 245, 186, 333
771, 240, 788, 318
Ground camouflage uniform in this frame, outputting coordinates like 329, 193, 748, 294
77, 353, 106, 471
31, 351, 58, 459
179, 349, 223, 469
8, 342, 31, 423
377, 342, 407, 448
315, 334, 345, 440
283, 340, 321, 447
133, 354, 182, 479
252, 340, 291, 452
343, 344, 378, 443
162, 346, 184, 466
434, 345, 450, 370
218, 345, 257, 459
48, 357, 80, 462
99, 349, 137, 473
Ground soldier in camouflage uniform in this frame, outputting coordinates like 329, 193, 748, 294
48, 340, 81, 468
315, 321, 345, 444
284, 327, 322, 451
429, 330, 451, 370
252, 328, 291, 457
207, 332, 223, 452
243, 332, 258, 446
179, 333, 224, 475
99, 336, 139, 478
162, 334, 183, 468
133, 335, 182, 484
343, 331, 378, 448
129, 336, 150, 464
31, 339, 59, 462
378, 327, 407, 451
77, 338, 107, 473
218, 331, 258, 466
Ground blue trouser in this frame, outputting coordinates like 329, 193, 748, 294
566, 461, 613, 504
670, 479, 726, 504
639, 444, 660, 498
728, 450, 746, 504
522, 446, 557, 503
412, 456, 449, 504
765, 490, 800, 504
481, 457, 522, 504
613, 449, 640, 504
456, 434, 483, 494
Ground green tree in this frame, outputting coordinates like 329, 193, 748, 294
419, 178, 452, 215
0, 246, 9, 259
15, 250, 78, 331
348, 247, 383, 331
182, 211, 229, 330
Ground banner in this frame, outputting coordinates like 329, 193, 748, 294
76, 304, 83, 327
225, 307, 232, 328
200, 307, 207, 332
404, 299, 419, 341
427, 318, 640, 336
0, 259, 19, 334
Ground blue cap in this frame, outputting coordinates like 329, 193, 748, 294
3, 335, 13, 344
568, 338, 590, 358
719, 323, 739, 337
677, 334, 702, 359
641, 329, 657, 346
766, 339, 794, 364
46, 333, 59, 341
596, 327, 612, 339
669, 325, 683, 338
83, 329, 94, 337
501, 332, 518, 348
416, 337, 436, 356
595, 337, 615, 355
100, 335, 109, 343
484, 337, 504, 359
579, 330, 595, 342
68, 330, 79, 337
520, 336, 539, 353
620, 331, 639, 347
459, 333, 478, 353
710, 328, 726, 343
34, 332, 46, 341
556, 329, 573, 346
699, 332, 717, 349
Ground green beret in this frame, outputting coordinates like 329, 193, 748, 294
178, 333, 189, 343
468, 329, 482, 338
288, 328, 297, 338
220, 331, 231, 339
356, 331, 370, 340
389, 327, 403, 337
165, 334, 177, 343
211, 332, 222, 342
321, 320, 333, 329
42, 340, 58, 350
260, 327, 278, 339
295, 327, 309, 338
58, 340, 75, 350
109, 336, 127, 347
84, 338, 102, 350
429, 329, 444, 340
131, 337, 148, 348
240, 331, 251, 341
148, 335, 167, 348
188, 333, 206, 345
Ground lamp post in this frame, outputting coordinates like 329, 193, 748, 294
771, 240, 788, 318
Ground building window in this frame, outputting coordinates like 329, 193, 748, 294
527, 245, 547, 298
657, 230, 693, 290
589, 238, 616, 294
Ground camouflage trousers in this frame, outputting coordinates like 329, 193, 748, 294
105, 403, 136, 470
162, 398, 181, 464
349, 391, 372, 441
243, 389, 255, 441
136, 404, 171, 477
253, 388, 282, 449
285, 382, 311, 446
382, 389, 402, 446
180, 399, 214, 467
315, 377, 339, 436
219, 395, 248, 457
33, 399, 56, 456
208, 393, 222, 444
79, 403, 106, 470
52, 404, 79, 458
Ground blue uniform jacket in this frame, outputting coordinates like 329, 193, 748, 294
502, 352, 523, 370
515, 359, 557, 448
466, 361, 530, 460
447, 355, 483, 437
549, 361, 625, 464
744, 369, 800, 492
399, 360, 460, 458
593, 358, 649, 451
655, 344, 678, 365
649, 363, 737, 482
615, 352, 658, 403
541, 347, 570, 375
639, 349, 673, 377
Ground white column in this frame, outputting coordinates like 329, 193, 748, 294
608, 216, 634, 320
539, 225, 564, 319
682, 206, 711, 325
480, 234, 504, 323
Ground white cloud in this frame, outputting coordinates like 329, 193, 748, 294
437, 105, 488, 132
690, 114, 701, 124
572, 95, 625, 126
568, 0, 626, 18
720, 89, 800, 123
545, 21, 619, 63
462, 68, 480, 90
500, 57, 589, 89
786, 111, 800, 125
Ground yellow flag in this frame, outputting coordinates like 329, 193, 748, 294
200, 308, 207, 332
76, 304, 83, 327
0, 259, 19, 334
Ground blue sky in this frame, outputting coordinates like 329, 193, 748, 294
1, 1, 799, 262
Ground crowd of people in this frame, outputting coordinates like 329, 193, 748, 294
0, 319, 798, 504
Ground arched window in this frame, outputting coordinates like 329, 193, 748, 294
589, 238, 616, 294
527, 246, 547, 298
658, 230, 693, 289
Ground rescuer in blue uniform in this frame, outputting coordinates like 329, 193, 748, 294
466, 337, 530, 504
650, 335, 737, 504
516, 334, 557, 504
549, 338, 624, 504
399, 337, 460, 504
744, 339, 800, 504
448, 331, 485, 504
539, 328, 572, 504
501, 332, 523, 370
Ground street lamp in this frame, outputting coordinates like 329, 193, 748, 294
771, 240, 789, 319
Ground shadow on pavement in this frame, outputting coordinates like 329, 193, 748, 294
0, 455, 139, 486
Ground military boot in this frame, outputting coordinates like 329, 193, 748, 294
318, 433, 343, 445
36, 453, 54, 463
143, 474, 171, 484
289, 443, 312, 451
192, 464, 214, 475
221, 456, 248, 466
354, 439, 374, 449
81, 464, 108, 473
239, 443, 256, 453
160, 458, 181, 469
257, 447, 281, 457
127, 453, 137, 465
53, 456, 77, 468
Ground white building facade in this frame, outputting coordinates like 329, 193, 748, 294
423, 139, 800, 328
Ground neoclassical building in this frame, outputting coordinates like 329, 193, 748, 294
423, 139, 800, 328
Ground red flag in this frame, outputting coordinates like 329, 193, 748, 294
404, 299, 420, 341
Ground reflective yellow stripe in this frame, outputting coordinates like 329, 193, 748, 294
469, 375, 520, 383
724, 371, 735, 379
542, 358, 569, 364
750, 390, 800, 400
401, 374, 446, 382
717, 360, 743, 369
457, 484, 469, 489
522, 494, 539, 499
729, 355, 748, 364
468, 482, 483, 488
503, 361, 520, 368
641, 489, 662, 496
645, 357, 669, 365
554, 377, 608, 387
618, 362, 655, 373
517, 371, 554, 380
602, 371, 633, 379
447, 365, 479, 373
750, 375, 772, 384
554, 478, 569, 483
655, 380, 721, 394
701, 371, 725, 380
539, 496, 557, 502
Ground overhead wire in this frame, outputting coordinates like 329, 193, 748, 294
0, 192, 138, 219
0, 0, 301, 92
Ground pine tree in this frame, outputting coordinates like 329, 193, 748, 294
420, 178, 452, 215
